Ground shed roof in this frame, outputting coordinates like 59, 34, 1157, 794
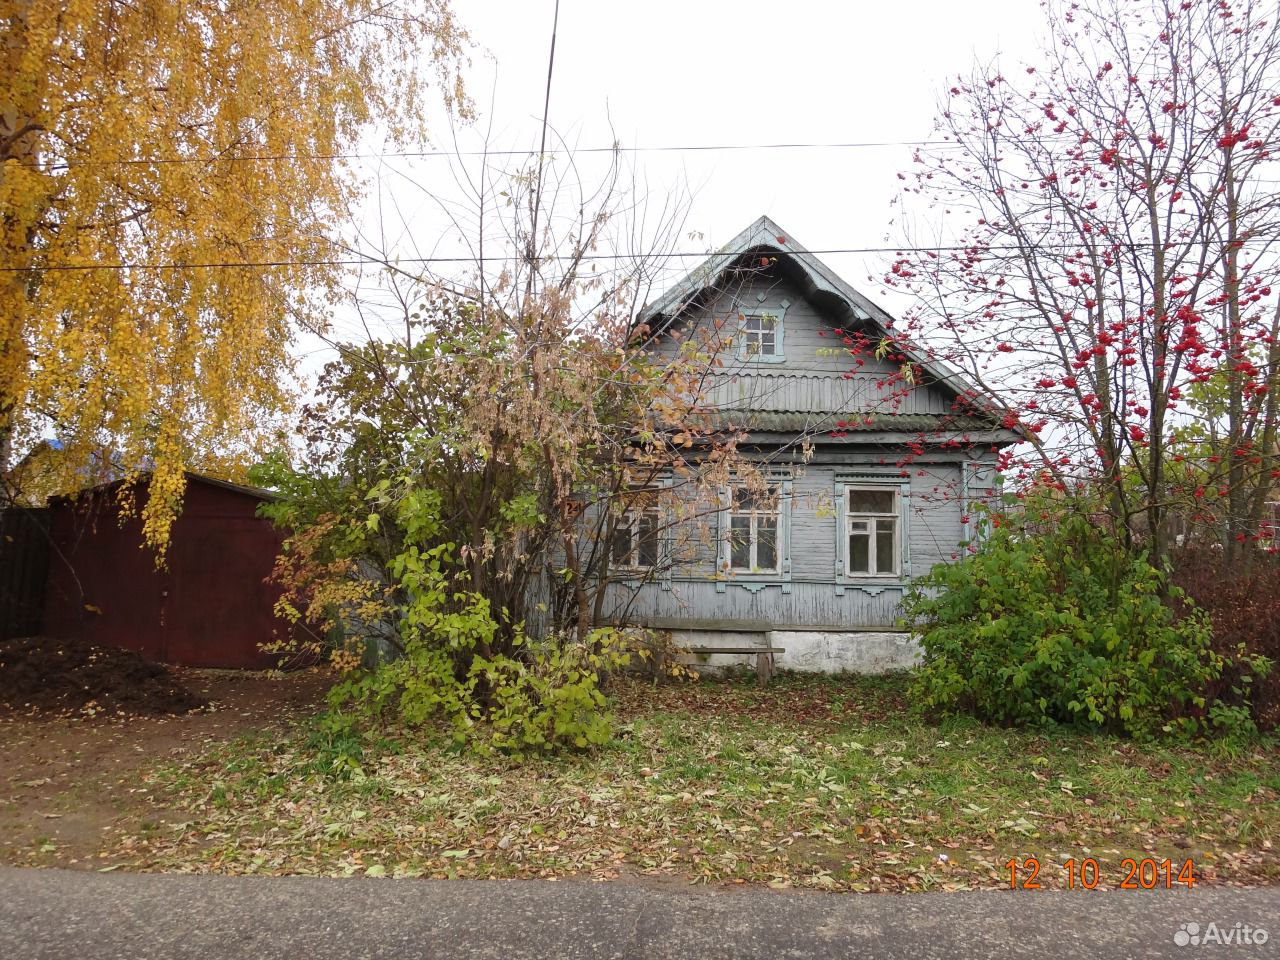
49, 470, 278, 505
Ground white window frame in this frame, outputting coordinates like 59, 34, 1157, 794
961, 461, 1001, 545
734, 300, 789, 364
844, 486, 901, 577
725, 485, 781, 574
739, 313, 778, 357
610, 490, 662, 571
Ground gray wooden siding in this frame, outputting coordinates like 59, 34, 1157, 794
604, 461, 973, 630
610, 262, 1007, 634
705, 372, 952, 415
649, 271, 958, 416
610, 580, 911, 632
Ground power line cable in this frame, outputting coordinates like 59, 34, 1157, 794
38, 139, 958, 171
4, 239, 1279, 274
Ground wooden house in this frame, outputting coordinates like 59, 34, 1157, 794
603, 216, 1021, 672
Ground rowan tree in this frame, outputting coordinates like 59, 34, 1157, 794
0, 0, 469, 548
888, 0, 1280, 564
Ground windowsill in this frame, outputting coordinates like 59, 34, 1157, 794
736, 352, 787, 364
612, 567, 658, 580
834, 575, 908, 597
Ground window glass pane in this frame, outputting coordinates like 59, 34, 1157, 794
729, 516, 751, 569
637, 512, 659, 567
741, 316, 777, 356
611, 524, 632, 566
848, 489, 895, 513
756, 536, 777, 571
849, 532, 870, 573
875, 526, 896, 574
847, 518, 870, 534
756, 523, 777, 571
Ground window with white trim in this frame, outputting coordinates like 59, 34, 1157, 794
845, 487, 900, 576
611, 491, 661, 569
727, 486, 780, 573
739, 313, 778, 357
962, 462, 1001, 544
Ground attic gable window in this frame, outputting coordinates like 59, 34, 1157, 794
740, 314, 777, 356
735, 302, 788, 363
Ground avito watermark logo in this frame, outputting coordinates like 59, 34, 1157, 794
1174, 921, 1270, 947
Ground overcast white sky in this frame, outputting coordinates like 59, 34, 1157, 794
322, 0, 1049, 347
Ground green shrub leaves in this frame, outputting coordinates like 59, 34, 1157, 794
903, 512, 1257, 740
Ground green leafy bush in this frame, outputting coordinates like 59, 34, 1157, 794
903, 511, 1250, 739
259, 461, 629, 758
304, 709, 369, 779
327, 622, 626, 759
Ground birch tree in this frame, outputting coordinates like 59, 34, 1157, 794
0, 0, 468, 548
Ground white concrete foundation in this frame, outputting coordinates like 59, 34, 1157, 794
670, 628, 920, 676
770, 630, 921, 674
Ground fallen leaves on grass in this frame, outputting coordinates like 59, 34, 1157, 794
130, 676, 1280, 891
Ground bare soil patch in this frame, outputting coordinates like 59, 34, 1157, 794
0, 663, 330, 870
0, 635, 207, 716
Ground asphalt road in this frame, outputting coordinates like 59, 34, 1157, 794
0, 867, 1276, 959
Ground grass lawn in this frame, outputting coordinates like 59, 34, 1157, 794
134, 673, 1280, 891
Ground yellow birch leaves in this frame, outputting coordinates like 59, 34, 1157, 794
0, 0, 468, 549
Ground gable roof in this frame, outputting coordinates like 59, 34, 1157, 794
638, 215, 881, 330
636, 215, 1004, 421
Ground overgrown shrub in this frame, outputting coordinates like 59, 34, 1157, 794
613, 628, 700, 683
1173, 547, 1280, 731
903, 511, 1259, 739
252, 454, 628, 758
327, 621, 627, 758
247, 290, 736, 758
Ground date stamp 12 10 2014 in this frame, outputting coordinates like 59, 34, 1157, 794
1006, 856, 1197, 890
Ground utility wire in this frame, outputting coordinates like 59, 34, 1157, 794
37, 139, 957, 171
4, 240, 1278, 274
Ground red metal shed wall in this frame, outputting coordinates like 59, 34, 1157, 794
42, 479, 288, 669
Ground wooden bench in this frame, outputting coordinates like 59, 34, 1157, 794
684, 645, 786, 687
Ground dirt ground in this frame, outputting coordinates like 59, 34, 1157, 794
0, 667, 330, 870
0, 634, 209, 716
